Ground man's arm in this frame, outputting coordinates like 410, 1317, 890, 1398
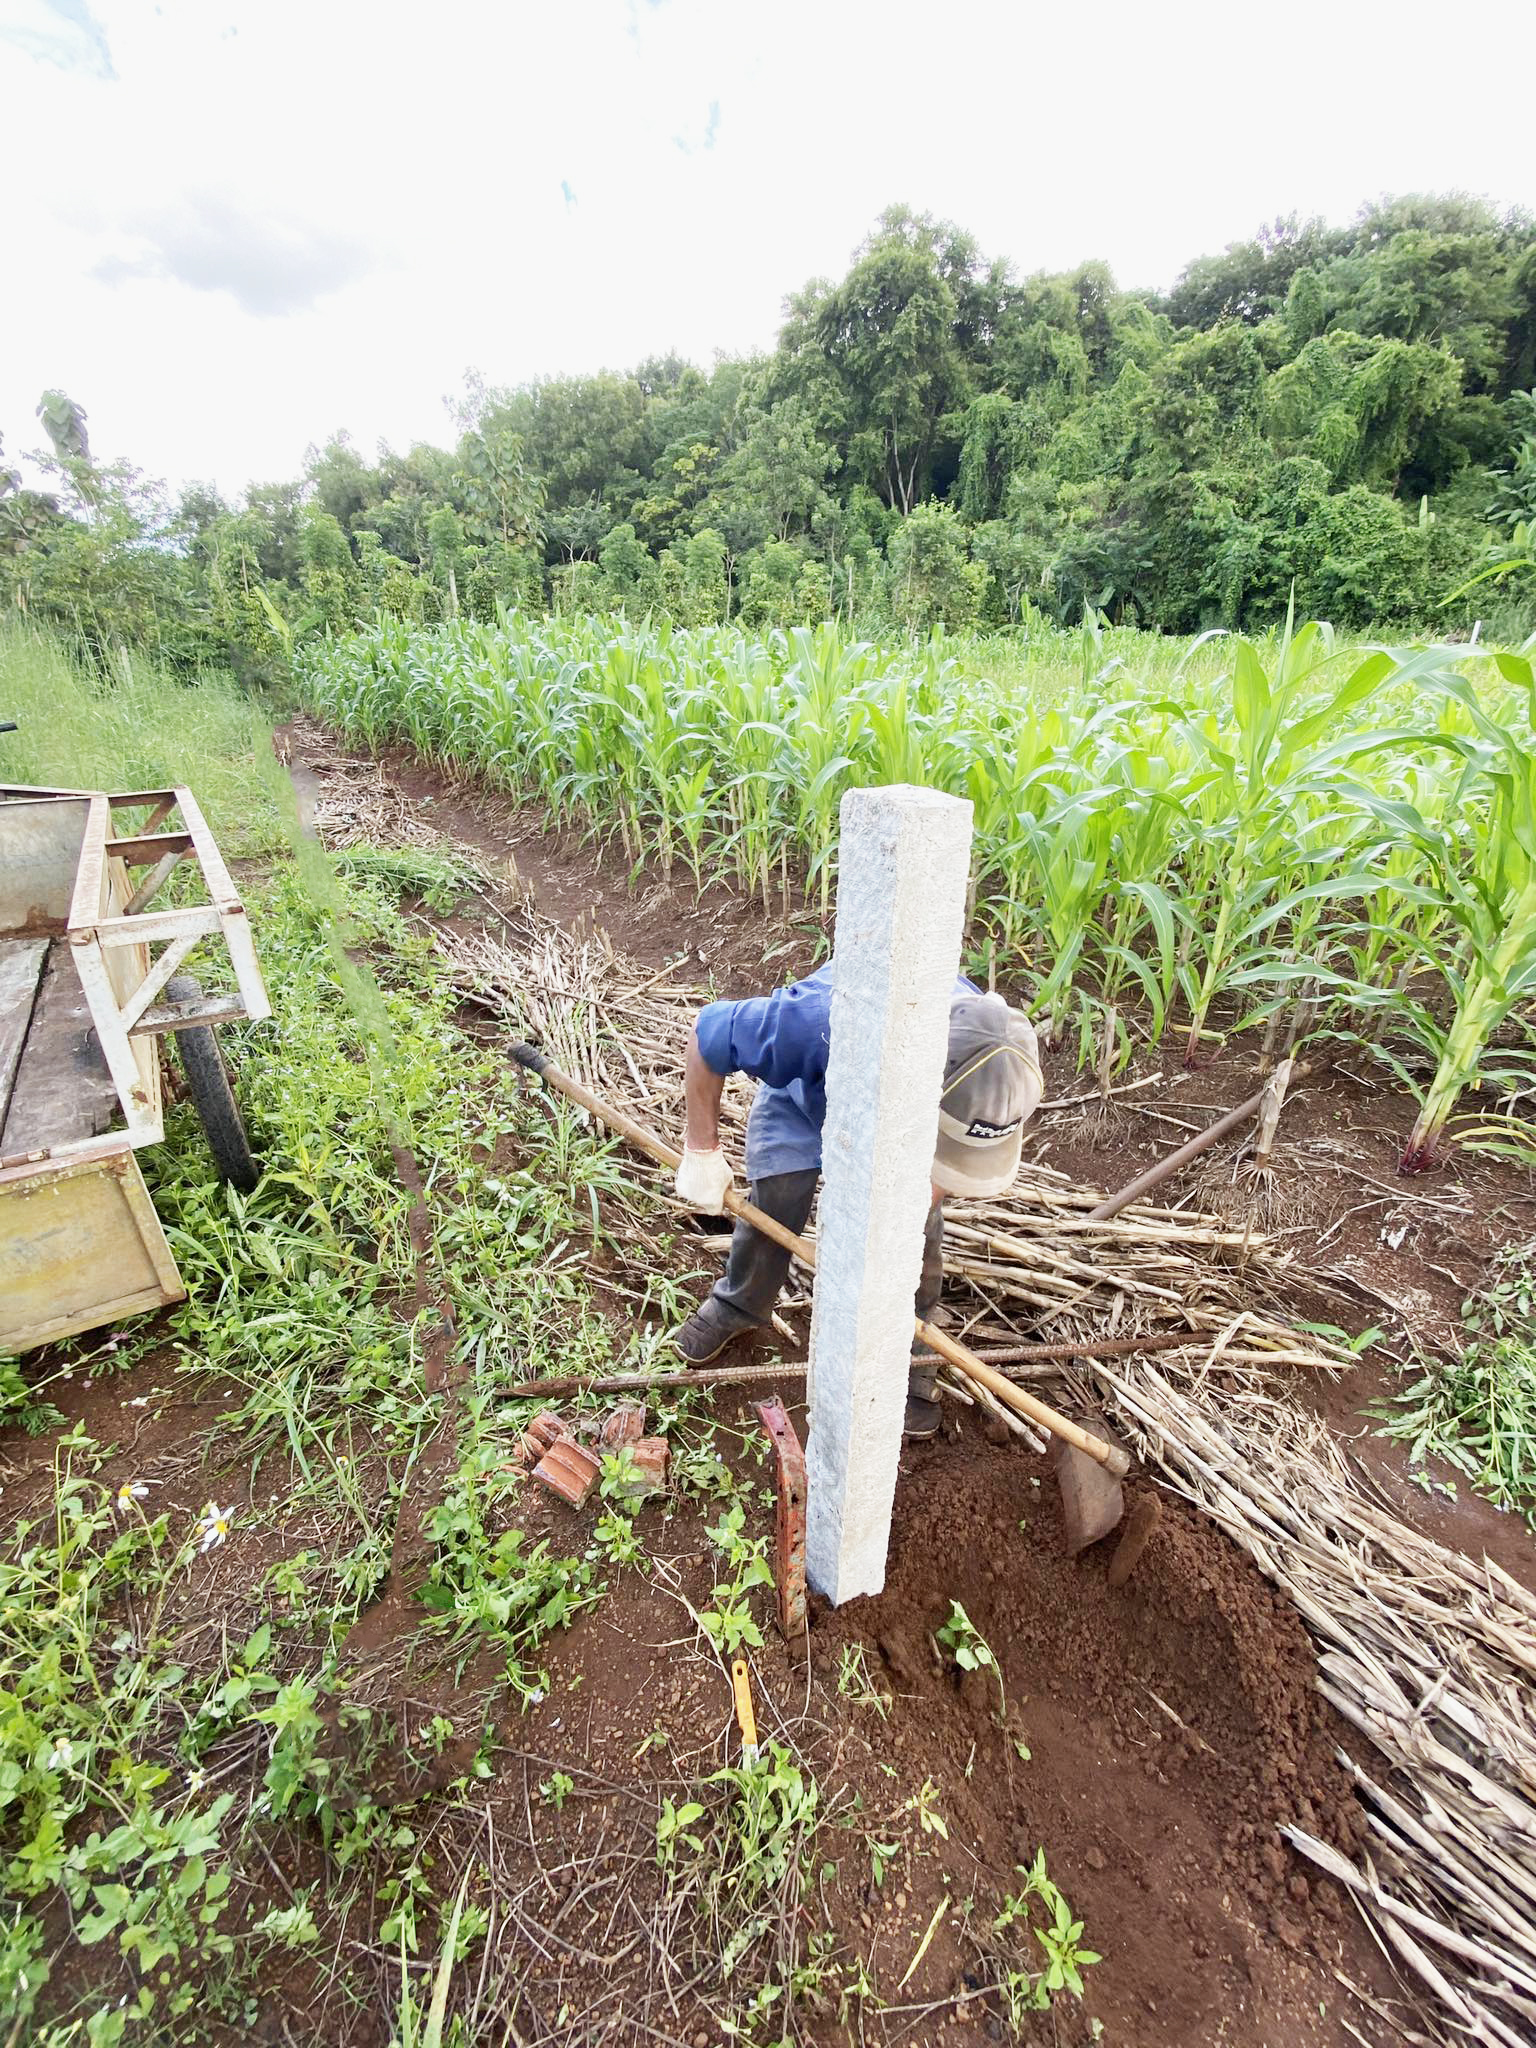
684, 1021, 727, 1152
676, 1017, 734, 1212
677, 976, 828, 1211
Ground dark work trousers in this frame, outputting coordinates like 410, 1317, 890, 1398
708, 1170, 945, 1341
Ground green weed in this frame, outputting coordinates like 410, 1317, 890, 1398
0, 621, 281, 851
1377, 1242, 1536, 1525
656, 1743, 835, 2039
935, 1600, 1006, 1719
699, 1502, 774, 1657
991, 1848, 1101, 2016
332, 842, 482, 911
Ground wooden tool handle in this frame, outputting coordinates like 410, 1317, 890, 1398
508, 1043, 1130, 1477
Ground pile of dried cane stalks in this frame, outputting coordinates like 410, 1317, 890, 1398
433, 908, 1535, 2048
295, 731, 450, 849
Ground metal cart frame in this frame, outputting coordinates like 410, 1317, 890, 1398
2, 783, 269, 1351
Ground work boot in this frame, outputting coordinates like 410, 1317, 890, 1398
670, 1298, 752, 1365
904, 1363, 941, 1440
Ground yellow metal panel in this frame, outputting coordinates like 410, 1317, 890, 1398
0, 1151, 184, 1352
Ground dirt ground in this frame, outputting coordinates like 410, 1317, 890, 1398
8, 720, 1532, 2045
6, 1360, 1406, 2046
448, 1412, 1411, 2048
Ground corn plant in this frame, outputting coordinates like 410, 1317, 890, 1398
303, 606, 1536, 1147
1366, 649, 1536, 1169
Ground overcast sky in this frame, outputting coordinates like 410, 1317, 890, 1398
4, 0, 1532, 499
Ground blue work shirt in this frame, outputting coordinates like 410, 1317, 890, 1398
695, 963, 977, 1179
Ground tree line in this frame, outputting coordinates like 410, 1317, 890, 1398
4, 193, 1535, 674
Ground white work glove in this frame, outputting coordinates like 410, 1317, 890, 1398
675, 1145, 735, 1214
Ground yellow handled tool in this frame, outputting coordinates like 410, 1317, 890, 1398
731, 1657, 759, 1767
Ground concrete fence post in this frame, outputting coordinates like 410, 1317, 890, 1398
804, 783, 974, 1606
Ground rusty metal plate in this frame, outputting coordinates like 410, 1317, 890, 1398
756, 1397, 807, 1638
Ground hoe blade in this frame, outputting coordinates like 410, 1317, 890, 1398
1056, 1435, 1126, 1557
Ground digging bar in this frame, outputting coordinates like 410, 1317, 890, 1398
507, 1039, 1132, 1484
1087, 1059, 1316, 1222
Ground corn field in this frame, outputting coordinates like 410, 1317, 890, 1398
302, 610, 1536, 1169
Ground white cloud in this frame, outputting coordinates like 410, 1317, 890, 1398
91, 192, 384, 316
3, 0, 1531, 496
0, 0, 114, 78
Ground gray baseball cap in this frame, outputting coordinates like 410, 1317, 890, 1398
932, 993, 1043, 1198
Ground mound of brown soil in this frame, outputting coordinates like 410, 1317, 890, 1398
810, 1432, 1384, 2044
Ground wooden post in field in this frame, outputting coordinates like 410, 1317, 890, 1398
804, 784, 973, 1605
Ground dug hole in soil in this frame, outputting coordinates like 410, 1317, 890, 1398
277, 721, 1430, 2042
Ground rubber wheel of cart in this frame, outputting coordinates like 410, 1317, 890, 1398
164, 975, 260, 1192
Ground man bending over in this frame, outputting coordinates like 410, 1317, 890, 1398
670, 963, 1043, 1437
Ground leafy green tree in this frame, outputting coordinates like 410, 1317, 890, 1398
546, 496, 612, 568
774, 208, 976, 512
1508, 243, 1536, 392
305, 433, 375, 532
200, 507, 296, 671
475, 373, 650, 513
1165, 215, 1341, 329
1346, 231, 1514, 392
955, 394, 1025, 522
713, 395, 835, 546
632, 440, 718, 552
359, 442, 459, 566
888, 503, 985, 630
463, 542, 541, 619
10, 193, 1534, 661
36, 389, 91, 463
355, 529, 426, 623
597, 521, 659, 611
970, 518, 1046, 623
1295, 486, 1425, 625
794, 555, 833, 625
2, 419, 205, 665
738, 540, 808, 630
658, 526, 729, 626
0, 432, 59, 558
426, 505, 466, 597
456, 422, 544, 550
297, 507, 358, 635
1486, 393, 1536, 531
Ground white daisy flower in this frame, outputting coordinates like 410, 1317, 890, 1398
194, 1502, 235, 1554
47, 1736, 73, 1769
115, 1479, 150, 1514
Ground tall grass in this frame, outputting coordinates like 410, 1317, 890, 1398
304, 609, 1536, 1163
0, 622, 282, 852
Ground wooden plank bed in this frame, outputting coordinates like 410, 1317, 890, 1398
0, 936, 120, 1160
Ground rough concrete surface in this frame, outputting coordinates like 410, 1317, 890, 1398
805, 783, 973, 1605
